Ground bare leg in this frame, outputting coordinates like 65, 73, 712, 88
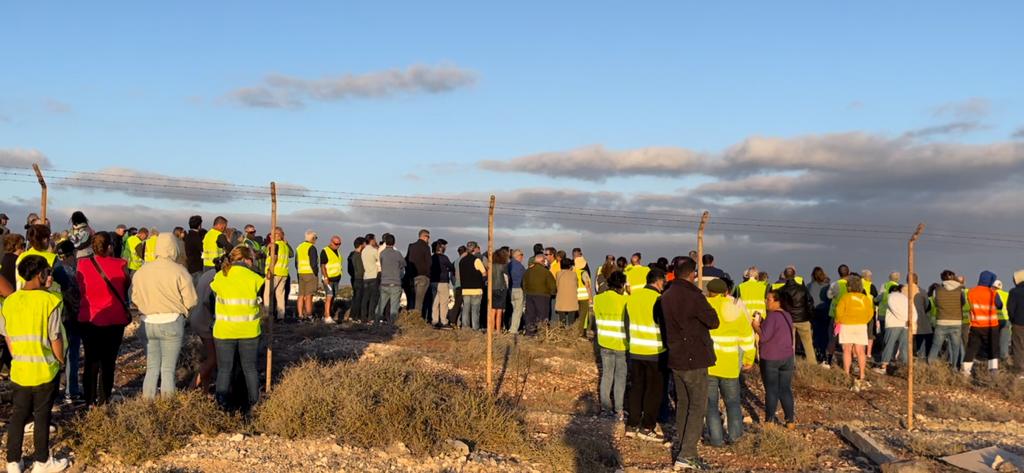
842, 343, 853, 377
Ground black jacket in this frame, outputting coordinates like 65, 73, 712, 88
1008, 282, 1024, 326
778, 279, 814, 323
406, 240, 432, 278
660, 279, 719, 371
183, 229, 207, 274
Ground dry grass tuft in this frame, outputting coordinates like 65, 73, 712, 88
732, 424, 818, 470
793, 359, 851, 390
899, 432, 967, 458
68, 390, 241, 465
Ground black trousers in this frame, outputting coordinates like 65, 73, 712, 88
360, 279, 380, 323
349, 279, 363, 321
524, 294, 551, 334
82, 323, 125, 406
964, 326, 1000, 362
7, 377, 58, 463
626, 357, 665, 430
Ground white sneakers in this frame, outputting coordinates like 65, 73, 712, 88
22, 423, 55, 434
31, 457, 69, 473
323, 317, 336, 325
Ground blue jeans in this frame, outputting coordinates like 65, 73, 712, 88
599, 348, 626, 413
928, 324, 962, 366
376, 285, 403, 323
880, 327, 908, 365
143, 316, 186, 398
461, 294, 482, 329
705, 375, 742, 446
1000, 323, 1011, 359
760, 357, 795, 423
214, 337, 260, 407
64, 329, 82, 398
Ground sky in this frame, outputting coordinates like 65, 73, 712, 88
2, 1, 1023, 283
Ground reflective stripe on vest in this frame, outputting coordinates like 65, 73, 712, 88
707, 295, 757, 379
967, 286, 999, 328
593, 291, 627, 351
15, 249, 62, 297
997, 290, 1009, 321
624, 265, 650, 292
625, 287, 664, 355
0, 290, 62, 386
296, 242, 315, 275
574, 268, 589, 300
211, 265, 264, 339
125, 235, 144, 271
737, 280, 767, 317
322, 247, 342, 278
202, 229, 225, 267
144, 236, 158, 262
266, 241, 291, 277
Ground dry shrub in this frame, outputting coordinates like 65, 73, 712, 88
897, 361, 970, 388
921, 395, 1012, 422
69, 390, 241, 465
793, 359, 850, 390
732, 424, 817, 470
255, 357, 528, 456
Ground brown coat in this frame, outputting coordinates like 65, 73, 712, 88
555, 270, 579, 312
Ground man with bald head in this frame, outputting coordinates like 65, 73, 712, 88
320, 235, 344, 324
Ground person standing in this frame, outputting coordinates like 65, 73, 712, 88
777, 267, 816, 364
405, 229, 432, 316
265, 227, 292, 321
376, 234, 406, 325
53, 241, 82, 404
807, 266, 831, 363
76, 232, 131, 406
189, 265, 218, 391
360, 234, 381, 323
994, 280, 1011, 366
623, 253, 649, 294
522, 254, 555, 335
67, 211, 94, 260
110, 225, 127, 264
704, 278, 756, 446
458, 241, 486, 330
594, 271, 628, 418
295, 231, 319, 322
878, 284, 915, 373
508, 249, 527, 333
429, 239, 454, 328
758, 290, 797, 427
554, 257, 579, 327
963, 271, 1003, 374
347, 237, 366, 323
131, 234, 198, 398
574, 253, 594, 335
928, 270, 967, 367
835, 275, 873, 391
660, 258, 719, 471
2, 256, 70, 473
202, 216, 231, 271
211, 247, 264, 411
0, 213, 9, 236
320, 235, 343, 324
183, 216, 206, 283
1007, 270, 1024, 375
623, 268, 667, 442
242, 225, 266, 273
488, 248, 510, 333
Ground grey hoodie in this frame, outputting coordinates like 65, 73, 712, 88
130, 234, 198, 323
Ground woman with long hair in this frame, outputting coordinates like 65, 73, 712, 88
210, 246, 264, 410
835, 275, 874, 391
76, 232, 131, 405
488, 247, 510, 333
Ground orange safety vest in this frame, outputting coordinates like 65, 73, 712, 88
967, 286, 999, 328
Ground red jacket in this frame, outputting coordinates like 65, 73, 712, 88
77, 256, 131, 326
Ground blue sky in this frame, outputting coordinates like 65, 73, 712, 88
2, 1, 1023, 280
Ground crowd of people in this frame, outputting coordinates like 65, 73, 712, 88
0, 209, 1022, 472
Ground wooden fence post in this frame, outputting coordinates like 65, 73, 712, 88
265, 182, 278, 392
906, 223, 924, 430
696, 211, 710, 291
32, 164, 47, 223
486, 195, 496, 393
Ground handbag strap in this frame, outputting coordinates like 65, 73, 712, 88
89, 256, 130, 312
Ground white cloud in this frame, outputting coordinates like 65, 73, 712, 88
0, 148, 51, 168
478, 144, 706, 182
932, 97, 991, 119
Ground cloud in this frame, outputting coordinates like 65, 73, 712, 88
901, 121, 984, 139
43, 99, 72, 114
478, 145, 706, 182
226, 64, 476, 109
932, 97, 990, 119
59, 167, 311, 204
0, 148, 51, 168
1012, 127, 1024, 140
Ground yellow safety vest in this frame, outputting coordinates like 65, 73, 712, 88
266, 240, 291, 277
625, 287, 665, 356
573, 268, 590, 301
144, 236, 158, 263
707, 295, 757, 379
829, 279, 849, 318
211, 265, 264, 339
624, 265, 650, 293
296, 242, 315, 275
878, 281, 899, 318
15, 249, 62, 298
1, 290, 62, 386
593, 290, 627, 351
202, 229, 226, 268
322, 246, 342, 279
737, 279, 768, 318
997, 289, 1009, 321
126, 235, 144, 271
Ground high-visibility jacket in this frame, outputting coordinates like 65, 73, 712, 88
125, 235, 144, 271
202, 229, 225, 268
15, 249, 62, 298
962, 288, 972, 325
967, 286, 1000, 328
707, 295, 756, 379
829, 279, 849, 318
736, 279, 768, 319
296, 242, 315, 275
1, 290, 62, 386
997, 289, 1010, 321
770, 276, 805, 290
624, 265, 650, 293
144, 236, 158, 263
211, 265, 264, 339
625, 286, 664, 356
593, 290, 628, 351
877, 281, 899, 320
266, 241, 291, 277
322, 247, 343, 279
573, 268, 590, 301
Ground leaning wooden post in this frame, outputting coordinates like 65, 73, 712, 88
32, 163, 47, 223
265, 182, 278, 392
906, 223, 924, 430
696, 211, 710, 291
486, 195, 496, 393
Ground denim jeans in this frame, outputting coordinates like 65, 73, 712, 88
706, 375, 742, 446
880, 327, 908, 365
928, 324, 963, 366
64, 329, 82, 398
215, 337, 260, 407
999, 323, 1011, 360
143, 316, 186, 398
510, 288, 525, 334
461, 294, 482, 329
376, 284, 403, 323
760, 357, 795, 423
599, 348, 626, 413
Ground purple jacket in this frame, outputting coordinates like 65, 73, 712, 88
759, 310, 794, 361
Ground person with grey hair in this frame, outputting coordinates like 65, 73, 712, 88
458, 241, 487, 330
508, 249, 527, 333
376, 233, 405, 324
295, 230, 319, 321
